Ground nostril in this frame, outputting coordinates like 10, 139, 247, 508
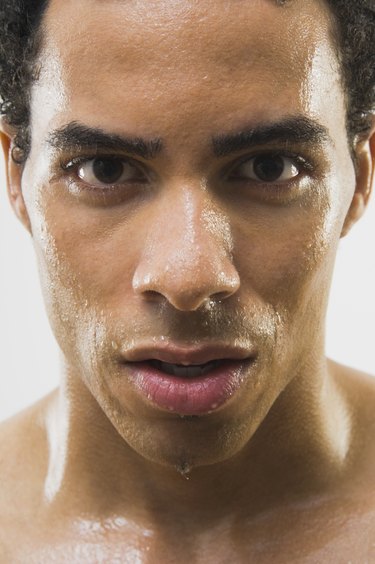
133, 269, 240, 309
140, 290, 165, 302
213, 290, 234, 301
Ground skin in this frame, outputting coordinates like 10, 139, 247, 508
0, 0, 375, 561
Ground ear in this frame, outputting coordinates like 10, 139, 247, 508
341, 123, 375, 238
0, 120, 32, 234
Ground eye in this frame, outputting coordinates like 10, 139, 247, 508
76, 157, 146, 186
233, 154, 300, 183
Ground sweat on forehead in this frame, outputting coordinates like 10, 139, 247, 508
42, 0, 326, 46
33, 0, 339, 145
39, 0, 335, 93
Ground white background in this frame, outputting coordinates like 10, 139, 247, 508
0, 155, 374, 422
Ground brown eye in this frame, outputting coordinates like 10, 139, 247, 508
235, 155, 299, 183
77, 157, 145, 186
92, 158, 125, 184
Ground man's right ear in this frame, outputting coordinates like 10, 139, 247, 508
0, 119, 32, 234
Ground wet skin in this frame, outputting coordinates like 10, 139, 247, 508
1, 0, 375, 562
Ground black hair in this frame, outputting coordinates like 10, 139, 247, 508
0, 0, 374, 163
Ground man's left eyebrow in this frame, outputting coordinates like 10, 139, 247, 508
212, 116, 330, 157
46, 121, 163, 159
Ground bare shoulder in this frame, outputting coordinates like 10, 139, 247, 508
0, 393, 52, 536
330, 359, 375, 423
330, 359, 375, 489
0, 391, 51, 467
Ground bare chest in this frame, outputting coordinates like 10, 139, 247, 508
2, 505, 375, 564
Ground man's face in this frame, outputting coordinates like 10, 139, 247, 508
18, 0, 359, 470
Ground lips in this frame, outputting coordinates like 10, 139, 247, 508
148, 359, 221, 377
122, 342, 253, 364
119, 343, 256, 416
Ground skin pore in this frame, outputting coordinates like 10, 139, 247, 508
0, 0, 375, 562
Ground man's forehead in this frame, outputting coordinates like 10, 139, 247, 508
40, 0, 336, 98
43, 0, 332, 58
29, 0, 345, 156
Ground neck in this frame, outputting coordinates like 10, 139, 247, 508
41, 356, 352, 529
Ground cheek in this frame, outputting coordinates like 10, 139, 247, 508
235, 190, 343, 314
35, 193, 141, 295
30, 192, 144, 366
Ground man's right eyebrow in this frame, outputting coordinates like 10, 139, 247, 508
46, 121, 163, 159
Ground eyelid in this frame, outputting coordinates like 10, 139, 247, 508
226, 150, 314, 179
58, 153, 152, 190
61, 154, 145, 173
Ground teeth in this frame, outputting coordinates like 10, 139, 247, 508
150, 360, 220, 377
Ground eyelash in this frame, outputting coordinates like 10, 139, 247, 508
58, 150, 314, 198
58, 154, 148, 204
228, 151, 312, 178
61, 154, 146, 178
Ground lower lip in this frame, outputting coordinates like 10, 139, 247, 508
125, 360, 251, 416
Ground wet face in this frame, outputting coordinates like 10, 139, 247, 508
11, 0, 366, 469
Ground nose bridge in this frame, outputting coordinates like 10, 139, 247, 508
170, 186, 229, 266
132, 184, 240, 310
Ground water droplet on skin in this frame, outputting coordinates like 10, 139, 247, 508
176, 461, 192, 480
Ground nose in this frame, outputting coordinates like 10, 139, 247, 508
132, 188, 240, 311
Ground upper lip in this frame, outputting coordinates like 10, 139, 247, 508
121, 342, 256, 365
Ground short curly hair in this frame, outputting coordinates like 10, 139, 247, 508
0, 0, 374, 163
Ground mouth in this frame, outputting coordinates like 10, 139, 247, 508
146, 359, 222, 378
118, 343, 256, 416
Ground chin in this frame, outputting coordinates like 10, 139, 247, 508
102, 394, 263, 472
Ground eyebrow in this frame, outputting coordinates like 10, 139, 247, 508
47, 121, 163, 159
46, 116, 330, 161
212, 116, 330, 157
